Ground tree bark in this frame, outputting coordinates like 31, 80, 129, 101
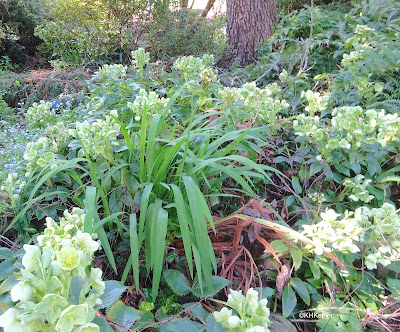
227, 0, 276, 65
181, 0, 189, 8
201, 0, 216, 17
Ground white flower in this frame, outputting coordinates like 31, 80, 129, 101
11, 282, 32, 302
245, 326, 269, 332
0, 309, 25, 332
22, 245, 41, 272
214, 307, 232, 323
320, 209, 339, 221
227, 315, 242, 328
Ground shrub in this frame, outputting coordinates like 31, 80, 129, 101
34, 0, 226, 68
0, 0, 46, 62
143, 8, 227, 60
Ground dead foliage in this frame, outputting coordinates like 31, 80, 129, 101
205, 198, 347, 295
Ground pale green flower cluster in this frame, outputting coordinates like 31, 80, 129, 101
219, 82, 288, 124
25, 101, 56, 128
341, 50, 365, 74
340, 25, 383, 97
69, 111, 120, 163
293, 113, 327, 142
23, 136, 59, 176
307, 192, 325, 205
345, 24, 376, 49
94, 64, 127, 81
46, 122, 71, 149
200, 67, 218, 86
300, 90, 329, 116
131, 48, 150, 77
343, 174, 374, 203
0, 208, 104, 332
303, 204, 400, 269
302, 209, 361, 256
0, 173, 25, 207
359, 204, 400, 269
214, 288, 271, 332
353, 77, 383, 99
293, 106, 400, 161
173, 54, 215, 82
127, 89, 169, 122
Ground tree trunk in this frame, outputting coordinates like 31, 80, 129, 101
227, 0, 276, 65
201, 0, 216, 17
181, 0, 189, 8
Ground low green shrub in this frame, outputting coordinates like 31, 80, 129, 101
34, 0, 226, 68
0, 0, 46, 62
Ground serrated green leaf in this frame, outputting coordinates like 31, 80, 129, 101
309, 259, 320, 279
0, 260, 16, 282
92, 317, 113, 332
98, 280, 127, 309
131, 311, 155, 331
290, 246, 302, 270
269, 314, 297, 332
107, 300, 140, 329
160, 317, 205, 332
291, 177, 302, 194
310, 163, 322, 176
387, 278, 400, 300
290, 278, 310, 305
282, 284, 297, 318
164, 269, 192, 296
191, 276, 230, 298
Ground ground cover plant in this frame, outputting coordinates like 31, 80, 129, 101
1, 0, 400, 331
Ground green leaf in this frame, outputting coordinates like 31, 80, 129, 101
377, 175, 400, 183
131, 311, 155, 331
107, 300, 140, 329
151, 207, 168, 300
269, 314, 297, 332
98, 281, 127, 309
0, 260, 16, 282
318, 263, 336, 282
92, 317, 113, 332
171, 184, 194, 278
387, 278, 400, 300
95, 219, 117, 274
69, 275, 85, 305
0, 248, 14, 260
291, 176, 302, 194
282, 284, 297, 318
84, 186, 97, 233
310, 163, 322, 176
290, 278, 310, 305
254, 287, 275, 300
130, 214, 140, 292
290, 246, 302, 270
0, 275, 18, 295
191, 276, 230, 298
160, 318, 205, 332
366, 155, 381, 176
308, 259, 321, 279
163, 269, 192, 296
270, 239, 289, 253
183, 176, 213, 291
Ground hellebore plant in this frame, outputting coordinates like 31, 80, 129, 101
302, 203, 400, 270
0, 208, 105, 332
213, 288, 271, 332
